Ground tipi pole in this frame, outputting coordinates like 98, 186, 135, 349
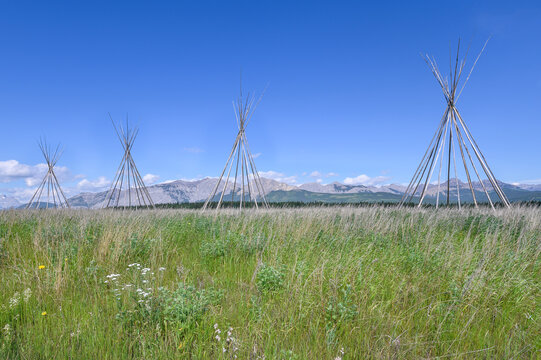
408, 111, 448, 205
450, 114, 461, 209
241, 143, 258, 208
452, 114, 477, 207
242, 132, 268, 207
240, 141, 245, 210
203, 133, 242, 210
105, 150, 127, 208
417, 108, 451, 206
216, 140, 237, 209
454, 109, 510, 206
454, 117, 494, 209
435, 114, 451, 208
399, 109, 448, 206
422, 111, 450, 207
231, 140, 241, 206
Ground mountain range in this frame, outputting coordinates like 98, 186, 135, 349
2, 177, 540, 209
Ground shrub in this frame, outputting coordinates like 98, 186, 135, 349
256, 264, 285, 293
200, 238, 228, 259
160, 284, 223, 324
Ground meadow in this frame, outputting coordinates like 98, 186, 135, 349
0, 206, 539, 359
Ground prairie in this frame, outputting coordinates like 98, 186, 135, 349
0, 207, 539, 359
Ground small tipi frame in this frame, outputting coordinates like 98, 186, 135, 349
26, 139, 70, 209
103, 115, 155, 209
202, 83, 269, 210
399, 39, 510, 209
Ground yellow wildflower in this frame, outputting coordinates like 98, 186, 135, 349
178, 342, 184, 349
41, 311, 47, 316
38, 265, 46, 270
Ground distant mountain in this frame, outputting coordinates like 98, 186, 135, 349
67, 178, 297, 208
298, 182, 403, 194
515, 183, 541, 192
12, 177, 541, 209
267, 189, 403, 203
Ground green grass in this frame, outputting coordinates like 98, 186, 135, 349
0, 207, 539, 359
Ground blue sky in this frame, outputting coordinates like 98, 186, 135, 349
0, 0, 540, 200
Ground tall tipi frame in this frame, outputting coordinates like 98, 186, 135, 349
399, 40, 510, 209
103, 115, 155, 209
202, 83, 269, 210
26, 139, 70, 209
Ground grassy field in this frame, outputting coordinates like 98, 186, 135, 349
0, 207, 539, 359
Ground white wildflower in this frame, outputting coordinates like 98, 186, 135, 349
9, 292, 20, 309
23, 288, 32, 303
3, 324, 12, 337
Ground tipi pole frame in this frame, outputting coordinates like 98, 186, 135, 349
26, 139, 70, 209
104, 117, 155, 209
400, 39, 510, 209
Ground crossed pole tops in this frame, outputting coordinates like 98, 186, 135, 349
110, 113, 139, 155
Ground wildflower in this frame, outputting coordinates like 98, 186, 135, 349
214, 323, 219, 330
3, 324, 12, 336
178, 342, 184, 349
41, 311, 47, 316
9, 292, 20, 309
158, 267, 166, 271
38, 265, 46, 270
215, 335, 221, 341
334, 347, 345, 360
23, 288, 32, 302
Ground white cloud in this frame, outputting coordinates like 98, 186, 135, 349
343, 174, 390, 186
258, 170, 298, 184
316, 179, 323, 184
142, 173, 160, 184
77, 176, 111, 191
0, 160, 70, 187
310, 171, 338, 178
517, 178, 541, 184
2, 187, 38, 202
0, 160, 38, 182
252, 153, 262, 159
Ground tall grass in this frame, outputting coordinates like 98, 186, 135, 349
0, 206, 539, 359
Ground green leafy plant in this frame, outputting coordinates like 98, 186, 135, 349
256, 264, 285, 293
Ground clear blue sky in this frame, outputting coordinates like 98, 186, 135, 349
1, 0, 540, 200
